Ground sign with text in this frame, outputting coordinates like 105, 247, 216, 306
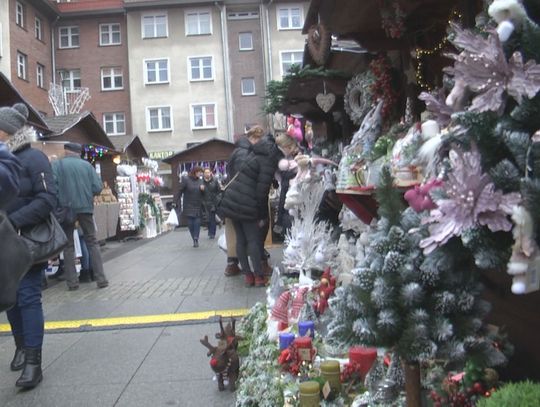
149, 150, 175, 160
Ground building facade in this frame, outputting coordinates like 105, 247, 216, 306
0, 0, 308, 156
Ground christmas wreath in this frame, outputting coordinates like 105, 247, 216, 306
307, 23, 331, 66
344, 71, 376, 125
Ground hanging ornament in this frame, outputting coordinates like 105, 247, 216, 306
316, 82, 336, 113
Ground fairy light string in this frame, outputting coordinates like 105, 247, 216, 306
414, 9, 463, 91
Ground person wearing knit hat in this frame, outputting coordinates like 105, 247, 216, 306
0, 103, 29, 135
1, 102, 57, 390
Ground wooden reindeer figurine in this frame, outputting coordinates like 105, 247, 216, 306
215, 316, 239, 349
200, 334, 240, 391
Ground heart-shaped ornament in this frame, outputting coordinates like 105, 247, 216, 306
316, 93, 335, 113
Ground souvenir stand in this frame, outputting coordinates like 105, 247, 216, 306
116, 163, 139, 234
136, 158, 165, 239
234, 1, 540, 406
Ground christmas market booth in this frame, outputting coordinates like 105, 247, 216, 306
42, 112, 121, 242
232, 0, 540, 406
163, 138, 235, 225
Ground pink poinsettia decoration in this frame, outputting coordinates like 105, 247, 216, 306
404, 179, 443, 212
420, 148, 521, 254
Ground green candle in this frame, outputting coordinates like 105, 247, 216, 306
320, 360, 341, 394
299, 380, 320, 407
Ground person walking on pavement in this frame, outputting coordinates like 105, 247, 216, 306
219, 130, 297, 287
52, 142, 108, 291
1, 103, 57, 389
176, 166, 204, 247
202, 168, 220, 240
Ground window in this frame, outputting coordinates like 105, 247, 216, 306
190, 103, 216, 129
60, 69, 81, 91
241, 78, 256, 96
35, 17, 42, 40
228, 11, 259, 20
188, 57, 213, 81
147, 106, 172, 131
101, 67, 123, 90
103, 112, 125, 135
280, 51, 303, 75
36, 64, 45, 88
16, 2, 24, 27
144, 59, 169, 84
17, 52, 27, 80
100, 23, 121, 46
277, 6, 303, 30
142, 13, 167, 38
185, 10, 211, 35
59, 26, 79, 48
239, 32, 253, 51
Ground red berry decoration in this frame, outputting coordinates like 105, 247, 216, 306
473, 382, 484, 394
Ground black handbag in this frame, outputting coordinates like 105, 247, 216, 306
0, 211, 33, 312
19, 212, 68, 264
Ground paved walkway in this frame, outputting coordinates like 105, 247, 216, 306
0, 228, 276, 407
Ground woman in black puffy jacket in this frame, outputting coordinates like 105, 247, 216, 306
219, 132, 298, 287
0, 103, 56, 389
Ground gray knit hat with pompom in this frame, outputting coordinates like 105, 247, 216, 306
0, 103, 29, 134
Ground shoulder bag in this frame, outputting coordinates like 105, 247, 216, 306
19, 212, 68, 264
0, 211, 33, 312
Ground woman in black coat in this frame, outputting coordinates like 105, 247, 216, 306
219, 133, 298, 287
0, 141, 21, 208
1, 103, 57, 389
202, 168, 220, 239
176, 166, 204, 247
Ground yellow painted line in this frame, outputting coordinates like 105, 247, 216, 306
0, 308, 249, 333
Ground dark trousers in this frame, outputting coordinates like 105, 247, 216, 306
232, 219, 262, 276
63, 213, 107, 288
206, 210, 217, 238
6, 264, 45, 349
187, 216, 201, 241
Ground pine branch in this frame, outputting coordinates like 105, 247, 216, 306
375, 165, 405, 226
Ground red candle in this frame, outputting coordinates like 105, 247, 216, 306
349, 346, 377, 377
294, 337, 313, 362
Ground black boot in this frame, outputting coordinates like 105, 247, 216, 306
10, 335, 25, 371
16, 348, 42, 389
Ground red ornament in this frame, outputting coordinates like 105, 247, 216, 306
473, 382, 484, 394
210, 358, 218, 368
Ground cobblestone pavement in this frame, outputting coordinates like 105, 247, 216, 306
0, 228, 278, 406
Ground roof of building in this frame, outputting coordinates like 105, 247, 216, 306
0, 71, 51, 134
43, 111, 116, 150
110, 134, 148, 157
163, 138, 234, 164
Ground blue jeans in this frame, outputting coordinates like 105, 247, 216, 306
187, 216, 201, 241
6, 264, 45, 349
207, 210, 217, 238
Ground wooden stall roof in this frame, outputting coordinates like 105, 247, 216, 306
0, 72, 50, 134
163, 138, 235, 164
111, 135, 148, 158
43, 111, 116, 150
303, 0, 460, 51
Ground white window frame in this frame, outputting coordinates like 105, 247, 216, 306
190, 103, 217, 130
188, 56, 214, 82
36, 64, 44, 88
146, 106, 173, 132
280, 50, 303, 76
185, 9, 212, 36
277, 5, 303, 30
59, 26, 80, 49
101, 67, 124, 91
238, 32, 253, 51
17, 52, 27, 80
16, 2, 24, 27
35, 17, 42, 40
143, 58, 170, 85
103, 112, 126, 136
59, 69, 81, 91
99, 23, 121, 46
241, 78, 256, 96
141, 12, 168, 39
